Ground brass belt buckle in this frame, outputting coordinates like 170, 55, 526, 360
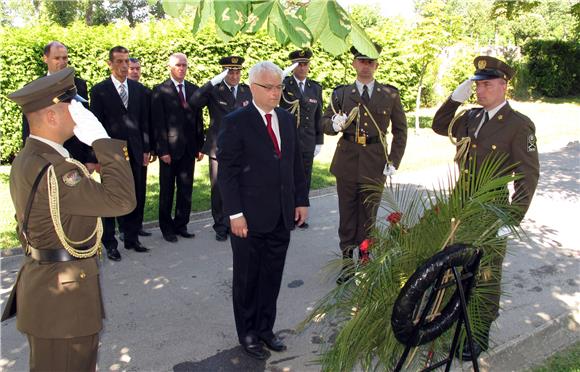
357, 135, 366, 145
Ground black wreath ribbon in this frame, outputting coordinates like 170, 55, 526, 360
391, 243, 480, 347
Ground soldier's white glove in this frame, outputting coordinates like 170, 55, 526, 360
314, 144, 322, 157
497, 225, 512, 237
69, 100, 110, 146
383, 164, 396, 177
282, 62, 298, 78
210, 69, 229, 86
332, 113, 348, 132
451, 78, 473, 103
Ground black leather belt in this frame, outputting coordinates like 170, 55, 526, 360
28, 247, 86, 262
342, 133, 382, 145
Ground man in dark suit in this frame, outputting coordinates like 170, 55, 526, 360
90, 46, 151, 261
127, 57, 154, 238
152, 53, 204, 243
280, 49, 324, 229
217, 61, 309, 360
189, 55, 252, 242
22, 41, 96, 170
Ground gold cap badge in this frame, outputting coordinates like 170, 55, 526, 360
477, 60, 487, 69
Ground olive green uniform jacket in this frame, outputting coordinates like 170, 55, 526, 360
322, 82, 407, 184
432, 97, 540, 219
2, 138, 136, 338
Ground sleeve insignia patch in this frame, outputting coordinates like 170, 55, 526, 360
527, 134, 537, 152
62, 170, 82, 187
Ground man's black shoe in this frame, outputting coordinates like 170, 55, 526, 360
298, 222, 309, 229
260, 336, 287, 352
242, 342, 268, 360
178, 230, 195, 238
163, 234, 178, 243
216, 232, 228, 241
456, 341, 487, 361
125, 241, 150, 252
138, 229, 152, 237
106, 247, 122, 261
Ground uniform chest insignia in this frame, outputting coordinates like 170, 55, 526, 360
527, 134, 537, 152
219, 100, 228, 105
62, 169, 82, 187
498, 114, 503, 120
308, 98, 318, 103
242, 100, 249, 106
288, 91, 294, 96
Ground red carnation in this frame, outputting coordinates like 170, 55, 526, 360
387, 211, 402, 224
359, 238, 372, 253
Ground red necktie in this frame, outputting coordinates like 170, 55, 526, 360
265, 113, 281, 157
178, 83, 186, 108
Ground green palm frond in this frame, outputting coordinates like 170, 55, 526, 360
301, 152, 525, 371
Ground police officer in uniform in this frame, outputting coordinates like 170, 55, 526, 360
189, 56, 252, 241
1, 68, 136, 371
432, 56, 540, 360
322, 45, 407, 283
280, 49, 323, 228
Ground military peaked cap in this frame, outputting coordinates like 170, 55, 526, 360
8, 67, 86, 113
289, 49, 313, 63
350, 42, 382, 60
472, 56, 515, 81
219, 55, 245, 70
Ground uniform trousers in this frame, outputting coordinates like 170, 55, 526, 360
208, 156, 227, 235
136, 165, 148, 231
336, 178, 383, 257
301, 151, 314, 196
158, 152, 194, 237
230, 216, 290, 344
27, 333, 99, 372
101, 154, 143, 249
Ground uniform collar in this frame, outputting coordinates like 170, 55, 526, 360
29, 135, 70, 158
355, 80, 375, 96
485, 100, 507, 120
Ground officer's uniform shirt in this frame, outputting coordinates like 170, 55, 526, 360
474, 101, 506, 138
355, 79, 375, 98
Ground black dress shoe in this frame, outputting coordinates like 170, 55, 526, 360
106, 247, 122, 261
125, 241, 150, 252
261, 336, 287, 352
456, 341, 487, 361
178, 230, 195, 238
138, 229, 152, 237
215, 232, 228, 241
298, 222, 309, 229
242, 342, 268, 360
163, 234, 178, 243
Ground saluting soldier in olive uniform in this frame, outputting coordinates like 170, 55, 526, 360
322, 45, 408, 283
1, 68, 136, 371
432, 56, 540, 361
280, 49, 324, 228
189, 56, 252, 241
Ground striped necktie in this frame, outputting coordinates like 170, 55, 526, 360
119, 84, 128, 108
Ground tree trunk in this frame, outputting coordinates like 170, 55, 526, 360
414, 61, 428, 134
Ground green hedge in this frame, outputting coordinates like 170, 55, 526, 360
0, 19, 458, 163
522, 39, 580, 97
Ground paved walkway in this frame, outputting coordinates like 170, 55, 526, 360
1, 142, 578, 371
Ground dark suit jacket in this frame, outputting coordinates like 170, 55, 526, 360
90, 77, 150, 165
188, 81, 252, 157
22, 76, 95, 163
151, 79, 204, 159
280, 76, 323, 153
217, 104, 310, 233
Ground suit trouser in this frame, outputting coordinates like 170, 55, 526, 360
301, 151, 314, 196
230, 216, 290, 344
102, 156, 143, 249
209, 156, 227, 235
336, 178, 383, 257
136, 165, 148, 230
158, 152, 194, 236
27, 333, 99, 372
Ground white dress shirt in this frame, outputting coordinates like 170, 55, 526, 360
355, 79, 375, 99
111, 75, 128, 101
474, 100, 507, 138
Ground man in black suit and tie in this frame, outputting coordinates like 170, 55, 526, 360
217, 61, 309, 360
22, 41, 96, 170
151, 53, 204, 243
90, 46, 151, 261
189, 55, 252, 242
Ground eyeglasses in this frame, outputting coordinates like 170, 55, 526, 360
253, 82, 285, 91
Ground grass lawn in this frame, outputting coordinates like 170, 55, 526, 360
531, 341, 580, 372
1, 97, 579, 249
